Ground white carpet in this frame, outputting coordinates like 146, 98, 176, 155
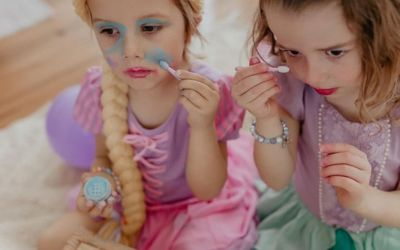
0, 0, 53, 38
0, 0, 258, 249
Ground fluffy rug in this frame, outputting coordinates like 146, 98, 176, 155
0, 0, 257, 249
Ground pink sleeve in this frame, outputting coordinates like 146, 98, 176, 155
73, 67, 103, 134
215, 75, 245, 141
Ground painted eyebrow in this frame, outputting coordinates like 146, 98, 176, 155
276, 40, 356, 51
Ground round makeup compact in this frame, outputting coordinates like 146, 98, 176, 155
83, 176, 112, 202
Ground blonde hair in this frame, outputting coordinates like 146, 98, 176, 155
73, 0, 203, 246
252, 0, 400, 123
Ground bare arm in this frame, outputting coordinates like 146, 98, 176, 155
177, 70, 228, 200
254, 106, 299, 190
320, 143, 400, 228
91, 134, 111, 169
353, 187, 400, 228
186, 127, 228, 200
232, 61, 300, 190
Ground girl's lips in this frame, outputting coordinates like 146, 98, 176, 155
124, 67, 154, 78
314, 88, 337, 96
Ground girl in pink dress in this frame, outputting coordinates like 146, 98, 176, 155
38, 0, 258, 249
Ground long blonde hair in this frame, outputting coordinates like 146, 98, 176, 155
252, 0, 400, 123
73, 0, 203, 246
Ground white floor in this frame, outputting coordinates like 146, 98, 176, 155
0, 0, 52, 38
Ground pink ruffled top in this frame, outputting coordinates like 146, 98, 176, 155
74, 62, 245, 205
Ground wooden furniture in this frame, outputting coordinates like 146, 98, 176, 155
0, 0, 102, 128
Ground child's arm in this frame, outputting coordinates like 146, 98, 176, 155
355, 188, 400, 228
92, 134, 112, 169
253, 110, 299, 190
233, 62, 299, 190
321, 143, 400, 228
177, 70, 228, 200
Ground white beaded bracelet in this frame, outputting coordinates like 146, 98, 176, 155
92, 166, 122, 194
250, 120, 289, 147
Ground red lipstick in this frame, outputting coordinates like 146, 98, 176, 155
124, 67, 153, 78
314, 88, 337, 96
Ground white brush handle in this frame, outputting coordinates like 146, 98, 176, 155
159, 60, 180, 80
268, 65, 290, 73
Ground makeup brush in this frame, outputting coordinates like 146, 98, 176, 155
268, 65, 290, 73
159, 60, 180, 80
249, 56, 290, 74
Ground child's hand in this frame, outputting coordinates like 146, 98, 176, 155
177, 70, 219, 130
320, 143, 372, 211
76, 172, 119, 219
232, 57, 281, 120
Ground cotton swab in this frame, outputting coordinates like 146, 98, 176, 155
268, 65, 290, 73
249, 56, 290, 74
159, 60, 181, 80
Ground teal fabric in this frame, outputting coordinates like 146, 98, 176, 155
330, 228, 355, 250
253, 184, 400, 250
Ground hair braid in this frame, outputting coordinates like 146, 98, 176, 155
73, 0, 146, 245
100, 66, 146, 245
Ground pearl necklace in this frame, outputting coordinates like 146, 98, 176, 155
317, 103, 391, 233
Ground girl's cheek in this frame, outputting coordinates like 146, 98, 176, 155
106, 56, 119, 69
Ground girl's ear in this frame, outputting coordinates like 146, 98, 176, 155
194, 15, 202, 26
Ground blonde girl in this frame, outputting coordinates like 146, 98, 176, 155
38, 0, 258, 249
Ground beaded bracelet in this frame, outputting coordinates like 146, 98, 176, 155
250, 120, 289, 147
92, 167, 122, 193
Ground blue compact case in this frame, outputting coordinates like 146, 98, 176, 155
83, 176, 112, 202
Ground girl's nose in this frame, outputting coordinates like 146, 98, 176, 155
303, 61, 324, 87
123, 33, 144, 60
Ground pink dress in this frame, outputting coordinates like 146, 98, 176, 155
73, 62, 259, 250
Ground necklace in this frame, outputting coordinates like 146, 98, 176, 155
317, 103, 391, 233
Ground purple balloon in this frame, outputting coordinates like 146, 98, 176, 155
46, 85, 95, 170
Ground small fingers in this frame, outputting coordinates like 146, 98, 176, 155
327, 176, 358, 194
177, 70, 217, 91
232, 72, 276, 98
321, 164, 365, 184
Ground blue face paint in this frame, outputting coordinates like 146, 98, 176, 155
106, 56, 118, 68
144, 48, 173, 66
95, 19, 172, 63
95, 21, 127, 56
136, 17, 168, 27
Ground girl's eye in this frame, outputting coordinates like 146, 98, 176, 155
283, 50, 301, 57
141, 25, 163, 33
99, 27, 119, 37
326, 49, 345, 57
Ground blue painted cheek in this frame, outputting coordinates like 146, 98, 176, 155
144, 48, 174, 66
106, 57, 118, 68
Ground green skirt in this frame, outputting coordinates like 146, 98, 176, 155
253, 183, 400, 250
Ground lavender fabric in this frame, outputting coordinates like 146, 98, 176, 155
74, 62, 245, 205
276, 73, 400, 232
